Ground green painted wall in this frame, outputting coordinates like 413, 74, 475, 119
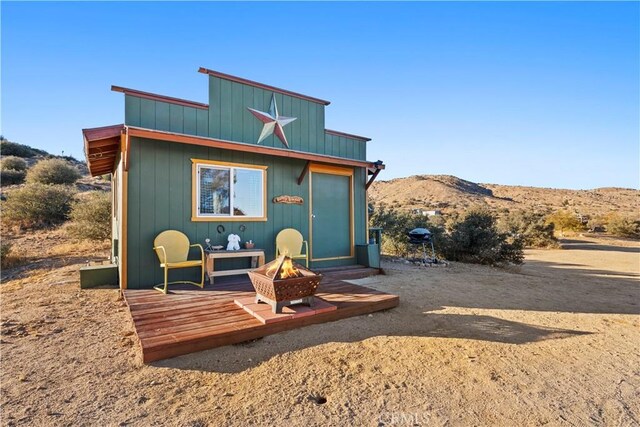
126, 137, 367, 289
121, 77, 371, 289
125, 95, 209, 137
207, 76, 366, 160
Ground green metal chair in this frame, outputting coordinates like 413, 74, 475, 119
275, 228, 309, 268
153, 230, 205, 294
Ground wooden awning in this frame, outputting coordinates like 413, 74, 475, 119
82, 124, 124, 176
82, 124, 385, 177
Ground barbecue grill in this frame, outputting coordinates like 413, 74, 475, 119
407, 228, 438, 265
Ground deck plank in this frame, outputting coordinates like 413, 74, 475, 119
123, 267, 397, 362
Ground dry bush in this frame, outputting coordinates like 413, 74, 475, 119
606, 214, 640, 239
27, 158, 81, 185
499, 211, 558, 248
1, 240, 12, 267
2, 183, 76, 228
1, 156, 28, 171
546, 210, 584, 236
0, 240, 23, 269
67, 191, 112, 241
1, 169, 26, 185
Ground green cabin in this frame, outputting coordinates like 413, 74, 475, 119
82, 68, 384, 290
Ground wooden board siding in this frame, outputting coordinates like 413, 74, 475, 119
125, 95, 209, 138
123, 268, 398, 363
324, 132, 366, 161
126, 137, 368, 289
207, 76, 365, 161
123, 83, 367, 162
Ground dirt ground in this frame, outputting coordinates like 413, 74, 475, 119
1, 235, 639, 426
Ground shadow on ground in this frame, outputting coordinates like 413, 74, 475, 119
560, 239, 640, 254
154, 310, 591, 373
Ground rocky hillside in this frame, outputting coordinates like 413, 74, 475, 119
369, 175, 639, 218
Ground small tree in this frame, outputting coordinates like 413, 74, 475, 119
545, 210, 583, 237
2, 183, 76, 228
1, 156, 27, 171
67, 192, 112, 240
444, 209, 524, 266
27, 158, 81, 185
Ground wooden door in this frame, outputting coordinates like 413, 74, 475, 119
310, 165, 353, 261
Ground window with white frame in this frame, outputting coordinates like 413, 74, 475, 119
192, 160, 267, 221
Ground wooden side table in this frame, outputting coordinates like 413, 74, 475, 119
206, 249, 265, 284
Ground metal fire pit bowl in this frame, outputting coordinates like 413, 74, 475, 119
247, 256, 323, 313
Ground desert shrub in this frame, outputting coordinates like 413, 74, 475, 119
606, 214, 640, 239
67, 191, 112, 240
0, 141, 46, 158
2, 183, 76, 228
0, 240, 12, 267
443, 209, 524, 266
1, 156, 27, 171
1, 169, 26, 185
369, 205, 446, 257
0, 240, 24, 269
27, 158, 81, 185
499, 211, 558, 248
545, 210, 584, 236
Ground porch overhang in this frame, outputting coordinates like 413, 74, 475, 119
82, 124, 125, 176
82, 124, 385, 176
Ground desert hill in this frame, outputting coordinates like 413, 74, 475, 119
369, 175, 639, 218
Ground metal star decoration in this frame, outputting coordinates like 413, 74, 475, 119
247, 94, 297, 148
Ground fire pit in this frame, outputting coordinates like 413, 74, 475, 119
248, 255, 323, 313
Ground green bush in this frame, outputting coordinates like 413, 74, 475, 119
67, 191, 112, 240
606, 214, 640, 239
369, 206, 524, 266
443, 209, 524, 266
499, 211, 558, 248
2, 183, 76, 228
1, 156, 28, 171
1, 169, 27, 185
0, 141, 47, 158
369, 205, 446, 258
27, 158, 81, 185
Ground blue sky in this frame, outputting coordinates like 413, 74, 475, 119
2, 2, 638, 189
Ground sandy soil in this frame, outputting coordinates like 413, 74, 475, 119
1, 235, 639, 426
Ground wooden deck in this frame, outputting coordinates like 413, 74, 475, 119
123, 267, 399, 363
